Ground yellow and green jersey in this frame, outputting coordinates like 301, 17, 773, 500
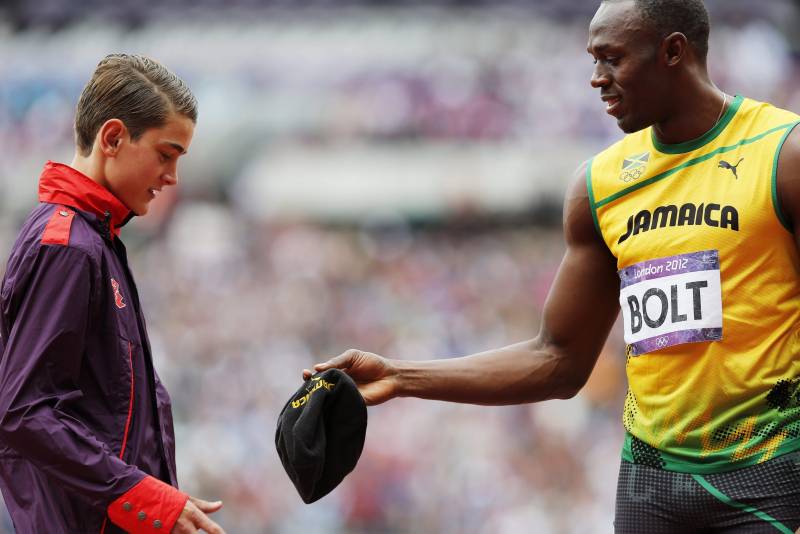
587, 95, 800, 473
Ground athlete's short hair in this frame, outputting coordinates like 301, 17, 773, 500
603, 0, 710, 61
74, 54, 198, 156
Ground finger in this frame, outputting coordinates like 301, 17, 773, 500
173, 519, 198, 534
314, 350, 359, 372
194, 513, 225, 534
312, 358, 337, 372
302, 368, 313, 380
361, 389, 380, 406
188, 496, 223, 514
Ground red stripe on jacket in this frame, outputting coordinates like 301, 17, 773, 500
40, 206, 75, 246
119, 340, 135, 461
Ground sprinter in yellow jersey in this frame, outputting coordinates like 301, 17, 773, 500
303, 0, 800, 531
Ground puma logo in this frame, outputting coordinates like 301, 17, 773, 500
718, 158, 744, 179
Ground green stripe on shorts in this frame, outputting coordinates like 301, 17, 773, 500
691, 474, 794, 534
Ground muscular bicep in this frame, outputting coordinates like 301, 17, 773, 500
539, 165, 620, 380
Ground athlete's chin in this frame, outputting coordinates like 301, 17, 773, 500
617, 116, 650, 135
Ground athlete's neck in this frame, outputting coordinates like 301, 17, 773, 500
652, 78, 727, 146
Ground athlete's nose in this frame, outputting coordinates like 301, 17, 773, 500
591, 64, 611, 88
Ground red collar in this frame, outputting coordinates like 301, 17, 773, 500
38, 161, 132, 238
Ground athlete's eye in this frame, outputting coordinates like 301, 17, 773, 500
159, 152, 170, 163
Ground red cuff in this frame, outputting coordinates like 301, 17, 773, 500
108, 476, 188, 533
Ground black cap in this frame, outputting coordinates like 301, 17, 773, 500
275, 368, 367, 503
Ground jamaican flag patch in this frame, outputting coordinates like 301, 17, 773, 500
620, 152, 650, 183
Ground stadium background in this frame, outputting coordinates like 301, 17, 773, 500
0, 0, 799, 532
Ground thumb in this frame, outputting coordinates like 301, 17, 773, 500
189, 496, 223, 514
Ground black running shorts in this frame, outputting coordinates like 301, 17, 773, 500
615, 450, 800, 533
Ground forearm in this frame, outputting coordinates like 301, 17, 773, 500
393, 338, 584, 405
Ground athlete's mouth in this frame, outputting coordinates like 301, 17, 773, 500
602, 95, 622, 115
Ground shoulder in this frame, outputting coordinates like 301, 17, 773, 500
576, 132, 646, 240
564, 160, 604, 247
2, 218, 97, 303
733, 97, 800, 232
6, 205, 102, 275
587, 130, 652, 206
40, 205, 78, 247
775, 123, 800, 232
566, 160, 590, 201
736, 96, 800, 128
36, 204, 107, 260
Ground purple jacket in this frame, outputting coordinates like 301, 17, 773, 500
0, 162, 187, 533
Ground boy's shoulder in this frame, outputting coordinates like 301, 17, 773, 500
8, 203, 107, 267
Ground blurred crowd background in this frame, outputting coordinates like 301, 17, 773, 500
1, 0, 800, 532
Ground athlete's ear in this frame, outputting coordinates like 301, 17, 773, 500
662, 32, 688, 67
98, 119, 127, 158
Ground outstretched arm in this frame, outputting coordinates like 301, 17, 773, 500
307, 162, 621, 406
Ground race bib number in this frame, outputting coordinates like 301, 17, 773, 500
619, 250, 722, 355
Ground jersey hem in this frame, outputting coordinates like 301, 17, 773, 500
621, 431, 800, 475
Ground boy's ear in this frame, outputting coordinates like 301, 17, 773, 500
98, 119, 127, 157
